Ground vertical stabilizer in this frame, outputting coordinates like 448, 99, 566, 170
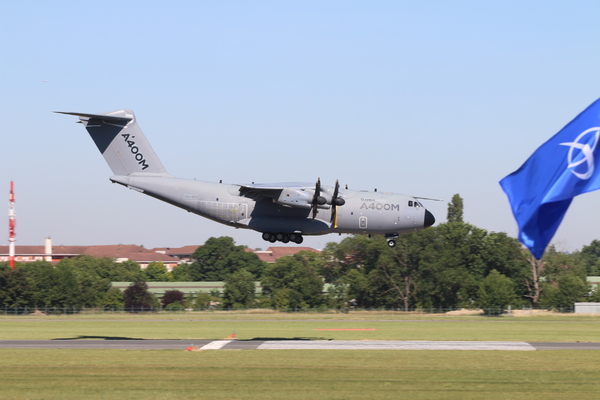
57, 110, 168, 176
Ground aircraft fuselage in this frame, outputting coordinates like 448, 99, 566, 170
111, 175, 433, 239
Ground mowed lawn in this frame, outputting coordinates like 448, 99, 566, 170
1, 349, 599, 399
1, 313, 599, 399
1, 312, 600, 342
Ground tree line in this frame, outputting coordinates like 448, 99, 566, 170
1, 194, 599, 313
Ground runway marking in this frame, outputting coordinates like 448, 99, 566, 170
199, 340, 233, 350
257, 340, 537, 351
315, 329, 376, 331
2, 340, 599, 350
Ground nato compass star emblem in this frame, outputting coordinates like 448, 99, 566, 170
560, 127, 599, 180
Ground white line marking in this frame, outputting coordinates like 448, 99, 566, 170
258, 340, 536, 351
199, 340, 233, 350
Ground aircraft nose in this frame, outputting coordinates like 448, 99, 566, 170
424, 209, 435, 228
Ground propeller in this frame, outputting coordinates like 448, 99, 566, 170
330, 180, 345, 227
311, 178, 326, 219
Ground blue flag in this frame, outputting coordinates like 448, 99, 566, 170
500, 98, 600, 259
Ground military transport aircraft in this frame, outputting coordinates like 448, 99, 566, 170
58, 109, 436, 247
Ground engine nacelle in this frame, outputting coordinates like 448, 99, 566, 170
275, 187, 312, 208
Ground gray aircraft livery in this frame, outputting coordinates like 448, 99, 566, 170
58, 109, 436, 246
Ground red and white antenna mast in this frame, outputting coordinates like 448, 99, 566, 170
8, 181, 16, 270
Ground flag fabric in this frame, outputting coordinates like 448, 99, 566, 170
500, 98, 600, 259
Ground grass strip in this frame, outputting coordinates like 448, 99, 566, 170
1, 317, 599, 342
0, 349, 598, 400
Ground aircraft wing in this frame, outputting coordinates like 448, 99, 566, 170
237, 182, 318, 209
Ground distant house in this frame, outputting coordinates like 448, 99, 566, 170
150, 245, 201, 263
0, 238, 180, 270
252, 247, 321, 263
1, 239, 320, 270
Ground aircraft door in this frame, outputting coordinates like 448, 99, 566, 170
239, 204, 248, 220
359, 216, 367, 229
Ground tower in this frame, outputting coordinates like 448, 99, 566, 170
8, 181, 15, 269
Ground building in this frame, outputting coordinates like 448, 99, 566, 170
1, 239, 320, 269
0, 238, 180, 270
150, 245, 201, 263
110, 281, 263, 296
252, 247, 321, 263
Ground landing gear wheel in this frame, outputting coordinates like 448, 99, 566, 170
262, 232, 271, 241
289, 234, 304, 244
268, 234, 277, 243
387, 240, 396, 248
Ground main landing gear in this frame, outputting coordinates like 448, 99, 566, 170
262, 232, 304, 244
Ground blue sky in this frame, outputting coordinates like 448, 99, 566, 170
2, 1, 600, 251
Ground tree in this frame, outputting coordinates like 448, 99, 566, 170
525, 252, 544, 306
342, 269, 370, 308
320, 235, 380, 283
161, 290, 186, 309
188, 237, 265, 281
261, 252, 324, 308
190, 292, 215, 309
542, 246, 587, 283
271, 288, 304, 309
143, 262, 173, 282
540, 273, 590, 310
580, 240, 600, 276
56, 256, 145, 307
58, 256, 143, 282
171, 263, 191, 281
97, 287, 124, 310
0, 267, 35, 311
123, 281, 157, 312
416, 223, 486, 309
477, 270, 518, 315
25, 261, 81, 308
223, 269, 256, 308
447, 194, 464, 223
375, 236, 419, 310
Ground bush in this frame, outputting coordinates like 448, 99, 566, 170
161, 290, 186, 308
123, 281, 158, 312
477, 270, 518, 316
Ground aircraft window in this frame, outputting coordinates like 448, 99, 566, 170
408, 201, 413, 207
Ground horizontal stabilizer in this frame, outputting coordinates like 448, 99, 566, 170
54, 111, 132, 124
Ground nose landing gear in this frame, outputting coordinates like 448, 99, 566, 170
385, 233, 398, 248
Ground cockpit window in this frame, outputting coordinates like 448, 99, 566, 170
408, 201, 413, 207
408, 200, 422, 208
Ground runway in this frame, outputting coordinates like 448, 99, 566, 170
1, 339, 599, 350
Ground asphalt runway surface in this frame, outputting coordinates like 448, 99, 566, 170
1, 339, 599, 350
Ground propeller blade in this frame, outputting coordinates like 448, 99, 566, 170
332, 179, 339, 200
331, 180, 343, 227
311, 178, 321, 219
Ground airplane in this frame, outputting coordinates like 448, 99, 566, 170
57, 109, 436, 247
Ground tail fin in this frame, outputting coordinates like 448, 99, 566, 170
56, 109, 168, 176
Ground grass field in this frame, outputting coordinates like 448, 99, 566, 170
1, 312, 599, 399
1, 311, 599, 342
